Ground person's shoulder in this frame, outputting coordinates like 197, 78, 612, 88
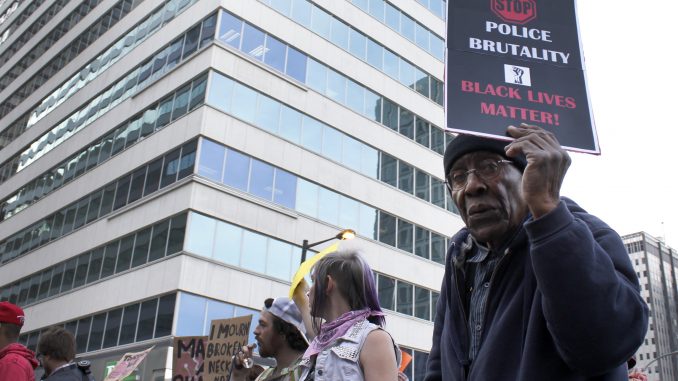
0, 356, 34, 379
363, 328, 395, 349
45, 366, 86, 381
561, 197, 614, 231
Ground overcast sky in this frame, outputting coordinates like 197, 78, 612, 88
561, 1, 678, 247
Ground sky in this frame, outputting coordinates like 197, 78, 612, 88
558, 0, 678, 247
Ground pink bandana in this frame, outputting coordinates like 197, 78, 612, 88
303, 308, 383, 359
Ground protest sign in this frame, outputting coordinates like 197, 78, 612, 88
399, 349, 413, 372
447, 0, 598, 153
103, 346, 154, 381
103, 362, 136, 381
172, 336, 207, 381
289, 242, 339, 298
204, 315, 252, 381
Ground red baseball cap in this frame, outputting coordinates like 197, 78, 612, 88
0, 302, 25, 326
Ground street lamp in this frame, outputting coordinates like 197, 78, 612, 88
641, 350, 678, 373
300, 229, 356, 263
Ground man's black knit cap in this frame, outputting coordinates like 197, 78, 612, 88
443, 134, 527, 176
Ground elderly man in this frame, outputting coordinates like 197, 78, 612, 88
425, 124, 648, 381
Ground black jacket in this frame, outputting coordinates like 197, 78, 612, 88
425, 199, 649, 381
42, 363, 94, 381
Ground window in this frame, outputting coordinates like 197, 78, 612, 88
115, 236, 135, 273
86, 191, 102, 224
273, 169, 297, 209
160, 148, 180, 188
279, 106, 302, 144
431, 233, 446, 264
416, 170, 430, 201
306, 58, 327, 91
155, 294, 175, 337
88, 313, 106, 352
103, 308, 122, 348
113, 175, 131, 210
349, 29, 367, 58
399, 162, 414, 194
73, 253, 90, 289
326, 69, 347, 104
256, 95, 281, 134
267, 240, 293, 281
101, 242, 119, 279
223, 149, 250, 191
415, 287, 431, 320
186, 213, 217, 257
188, 75, 207, 111
127, 167, 147, 204
218, 11, 243, 48
285, 46, 306, 82
213, 222, 241, 266
198, 139, 226, 182
378, 275, 395, 310
379, 212, 396, 246
397, 281, 413, 315
118, 304, 140, 345
231, 83, 258, 124
291, 0, 312, 27
136, 298, 157, 341
415, 227, 429, 259
181, 24, 200, 59
143, 158, 162, 196
317, 188, 340, 226
242, 23, 265, 59
310, 6, 331, 39
148, 220, 170, 262
263, 35, 286, 72
87, 248, 104, 283
380, 153, 397, 187
171, 85, 190, 120
131, 228, 151, 268
383, 49, 399, 79
48, 264, 63, 297
398, 220, 414, 253
167, 214, 187, 254
329, 18, 349, 50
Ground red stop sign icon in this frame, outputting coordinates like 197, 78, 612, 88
491, 0, 537, 24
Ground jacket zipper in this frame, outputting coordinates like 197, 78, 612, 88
453, 262, 471, 381
459, 246, 514, 380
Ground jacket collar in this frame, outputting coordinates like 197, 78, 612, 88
448, 217, 531, 269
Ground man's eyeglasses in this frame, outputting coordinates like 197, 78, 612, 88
445, 160, 513, 191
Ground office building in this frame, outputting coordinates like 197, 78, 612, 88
624, 232, 678, 381
0, 0, 457, 379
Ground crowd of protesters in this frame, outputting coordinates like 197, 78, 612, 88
1, 125, 652, 381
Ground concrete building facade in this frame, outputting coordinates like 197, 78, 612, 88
0, 0, 457, 379
624, 232, 678, 381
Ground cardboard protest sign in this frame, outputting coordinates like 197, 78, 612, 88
103, 346, 154, 381
447, 0, 599, 153
204, 315, 252, 381
103, 362, 136, 381
172, 336, 207, 381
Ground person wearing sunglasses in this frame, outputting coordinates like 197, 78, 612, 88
425, 124, 648, 381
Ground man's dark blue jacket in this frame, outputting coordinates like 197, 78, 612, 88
425, 198, 648, 381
